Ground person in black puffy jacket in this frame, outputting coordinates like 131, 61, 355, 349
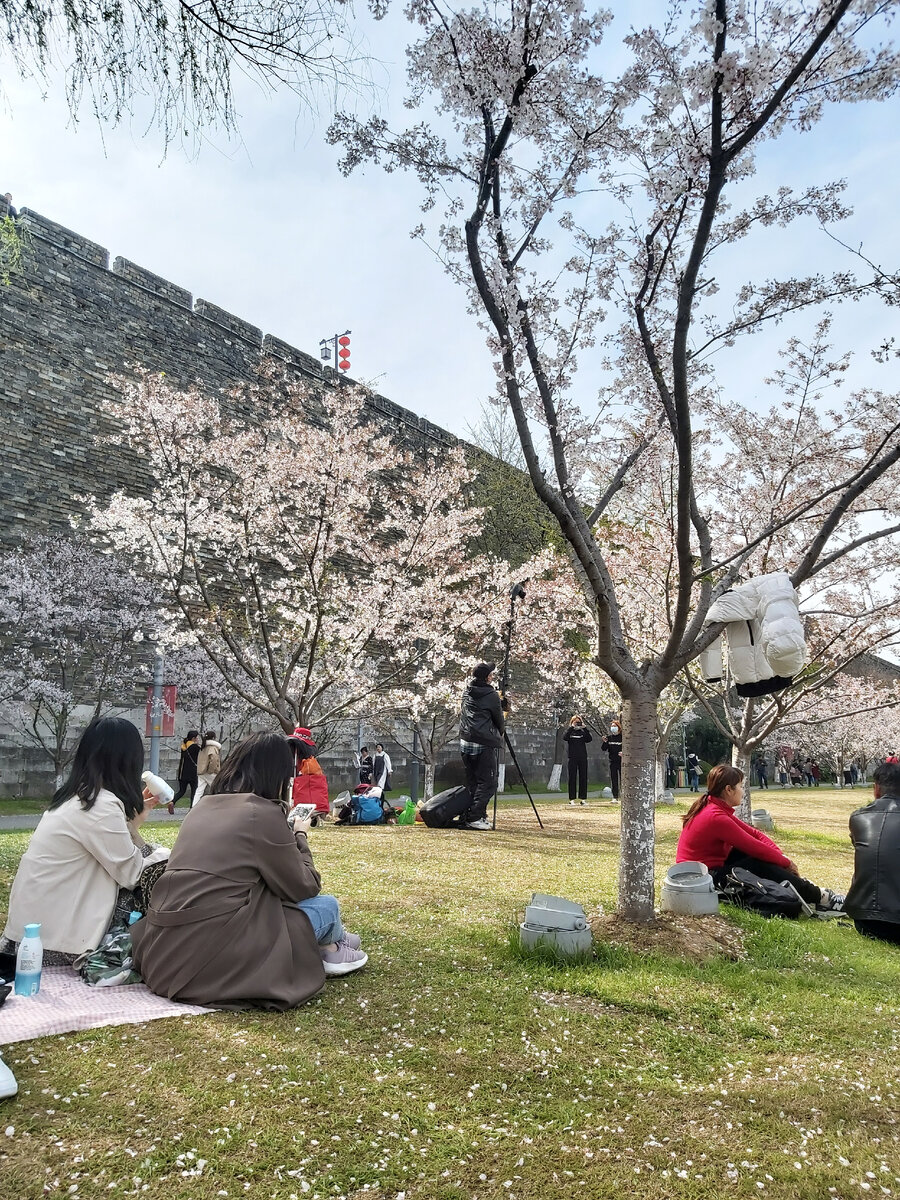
844, 761, 900, 945
563, 715, 592, 803
458, 662, 506, 831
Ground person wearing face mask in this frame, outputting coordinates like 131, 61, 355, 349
563, 715, 592, 804
601, 720, 623, 800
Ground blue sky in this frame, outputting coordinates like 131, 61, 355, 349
1, 5, 898, 438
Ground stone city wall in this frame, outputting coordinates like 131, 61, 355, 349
0, 195, 585, 795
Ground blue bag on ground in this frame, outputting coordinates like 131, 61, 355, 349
419, 786, 472, 828
351, 792, 386, 825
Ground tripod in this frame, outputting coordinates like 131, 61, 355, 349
492, 583, 544, 831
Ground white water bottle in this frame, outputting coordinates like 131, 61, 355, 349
15, 923, 43, 996
141, 771, 174, 804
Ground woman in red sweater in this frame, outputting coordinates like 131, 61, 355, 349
677, 764, 842, 912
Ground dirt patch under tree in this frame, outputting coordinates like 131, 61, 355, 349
589, 911, 747, 962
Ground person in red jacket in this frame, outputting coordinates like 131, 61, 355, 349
288, 727, 330, 815
677, 763, 843, 912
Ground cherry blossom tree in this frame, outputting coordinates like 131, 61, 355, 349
87, 368, 495, 736
851, 706, 900, 778
0, 535, 157, 782
380, 548, 614, 798
780, 675, 900, 786
164, 644, 257, 744
686, 323, 900, 814
330, 0, 900, 918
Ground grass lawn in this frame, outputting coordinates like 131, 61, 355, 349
1, 789, 898, 1200
0, 798, 51, 816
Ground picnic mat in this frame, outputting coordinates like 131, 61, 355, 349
0, 967, 214, 1044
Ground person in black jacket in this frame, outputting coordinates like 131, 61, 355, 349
458, 662, 506, 831
170, 730, 200, 810
563, 715, 592, 804
601, 720, 623, 800
844, 761, 900, 945
356, 746, 374, 785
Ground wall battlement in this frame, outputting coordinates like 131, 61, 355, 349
0, 192, 455, 547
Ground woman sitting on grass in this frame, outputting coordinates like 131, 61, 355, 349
676, 764, 843, 913
1, 717, 169, 964
132, 731, 367, 1011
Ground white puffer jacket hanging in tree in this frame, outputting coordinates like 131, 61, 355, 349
701, 572, 806, 697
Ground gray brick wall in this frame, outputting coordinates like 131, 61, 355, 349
0, 195, 559, 794
0, 196, 454, 546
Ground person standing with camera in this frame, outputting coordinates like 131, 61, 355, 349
563, 715, 592, 804
458, 662, 507, 831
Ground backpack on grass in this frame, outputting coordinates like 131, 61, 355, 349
719, 866, 803, 919
419, 785, 472, 828
350, 790, 386, 825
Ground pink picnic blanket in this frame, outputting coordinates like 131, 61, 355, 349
0, 967, 214, 1044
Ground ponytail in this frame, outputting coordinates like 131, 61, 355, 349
681, 763, 744, 827
681, 793, 712, 827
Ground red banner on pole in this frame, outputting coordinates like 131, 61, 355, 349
146, 685, 177, 736
162, 686, 176, 736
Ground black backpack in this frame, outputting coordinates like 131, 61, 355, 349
719, 867, 804, 919
419, 785, 472, 828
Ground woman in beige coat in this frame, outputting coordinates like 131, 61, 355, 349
1, 717, 168, 962
193, 731, 222, 804
132, 731, 367, 1011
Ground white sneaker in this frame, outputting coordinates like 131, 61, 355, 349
815, 889, 846, 918
569, 800, 575, 806
0, 1055, 17, 1100
464, 819, 492, 831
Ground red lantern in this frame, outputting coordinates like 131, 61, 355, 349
338, 334, 351, 371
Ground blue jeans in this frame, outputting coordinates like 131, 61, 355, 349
295, 894, 344, 945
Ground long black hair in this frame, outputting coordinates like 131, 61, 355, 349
211, 731, 295, 802
51, 716, 145, 818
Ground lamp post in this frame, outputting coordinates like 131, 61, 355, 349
148, 650, 165, 774
320, 330, 352, 375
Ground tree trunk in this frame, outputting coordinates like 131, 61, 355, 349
424, 762, 435, 801
618, 692, 658, 922
732, 743, 752, 823
497, 762, 506, 792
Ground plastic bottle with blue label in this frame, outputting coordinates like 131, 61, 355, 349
14, 922, 43, 996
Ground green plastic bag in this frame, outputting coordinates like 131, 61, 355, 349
396, 797, 417, 826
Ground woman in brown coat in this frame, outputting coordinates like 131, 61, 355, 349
132, 731, 367, 1010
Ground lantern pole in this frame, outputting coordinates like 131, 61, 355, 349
319, 330, 352, 377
